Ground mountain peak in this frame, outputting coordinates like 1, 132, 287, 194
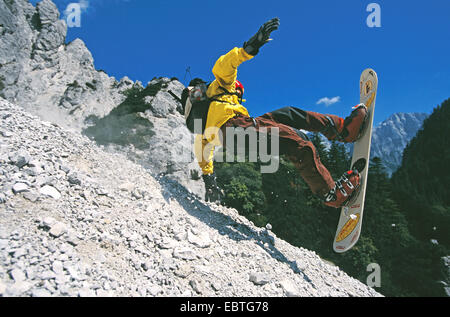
371, 112, 428, 175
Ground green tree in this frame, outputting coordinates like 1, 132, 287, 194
310, 132, 329, 167
215, 161, 266, 219
327, 141, 351, 178
392, 98, 450, 243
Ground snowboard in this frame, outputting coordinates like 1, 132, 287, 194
333, 69, 378, 253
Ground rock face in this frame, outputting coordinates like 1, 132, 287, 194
83, 77, 205, 198
0, 97, 381, 297
0, 0, 204, 198
0, 0, 129, 129
440, 256, 450, 297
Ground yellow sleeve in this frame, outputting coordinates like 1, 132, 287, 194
194, 134, 215, 175
212, 47, 254, 91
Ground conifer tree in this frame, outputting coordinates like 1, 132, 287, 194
327, 141, 350, 178
310, 132, 329, 167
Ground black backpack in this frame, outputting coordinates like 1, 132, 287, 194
180, 78, 240, 134
181, 78, 210, 134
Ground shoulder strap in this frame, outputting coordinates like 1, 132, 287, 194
208, 86, 241, 105
216, 86, 241, 97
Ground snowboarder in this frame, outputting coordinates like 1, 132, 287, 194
187, 18, 368, 208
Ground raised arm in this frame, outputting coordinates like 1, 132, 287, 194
212, 17, 280, 91
212, 47, 253, 91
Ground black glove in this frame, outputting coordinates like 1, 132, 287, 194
243, 17, 280, 56
202, 173, 223, 203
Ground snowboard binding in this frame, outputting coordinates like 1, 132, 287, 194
348, 103, 369, 141
324, 170, 362, 209
340, 179, 362, 208
325, 104, 369, 143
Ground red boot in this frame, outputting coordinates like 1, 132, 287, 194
324, 170, 361, 208
324, 104, 368, 143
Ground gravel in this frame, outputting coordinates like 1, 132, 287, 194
0, 98, 382, 297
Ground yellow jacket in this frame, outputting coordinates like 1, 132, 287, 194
194, 47, 254, 175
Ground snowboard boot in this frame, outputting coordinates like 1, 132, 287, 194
323, 104, 368, 143
323, 170, 361, 208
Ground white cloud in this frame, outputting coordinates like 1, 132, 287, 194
316, 96, 341, 107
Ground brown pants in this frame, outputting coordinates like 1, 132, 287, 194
221, 106, 343, 197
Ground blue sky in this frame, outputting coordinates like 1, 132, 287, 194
30, 0, 450, 125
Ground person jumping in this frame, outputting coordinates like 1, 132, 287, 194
182, 18, 367, 209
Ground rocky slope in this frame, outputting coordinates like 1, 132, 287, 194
0, 98, 381, 297
0, 0, 204, 197
82, 76, 205, 199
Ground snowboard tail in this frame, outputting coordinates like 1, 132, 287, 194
333, 69, 378, 253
